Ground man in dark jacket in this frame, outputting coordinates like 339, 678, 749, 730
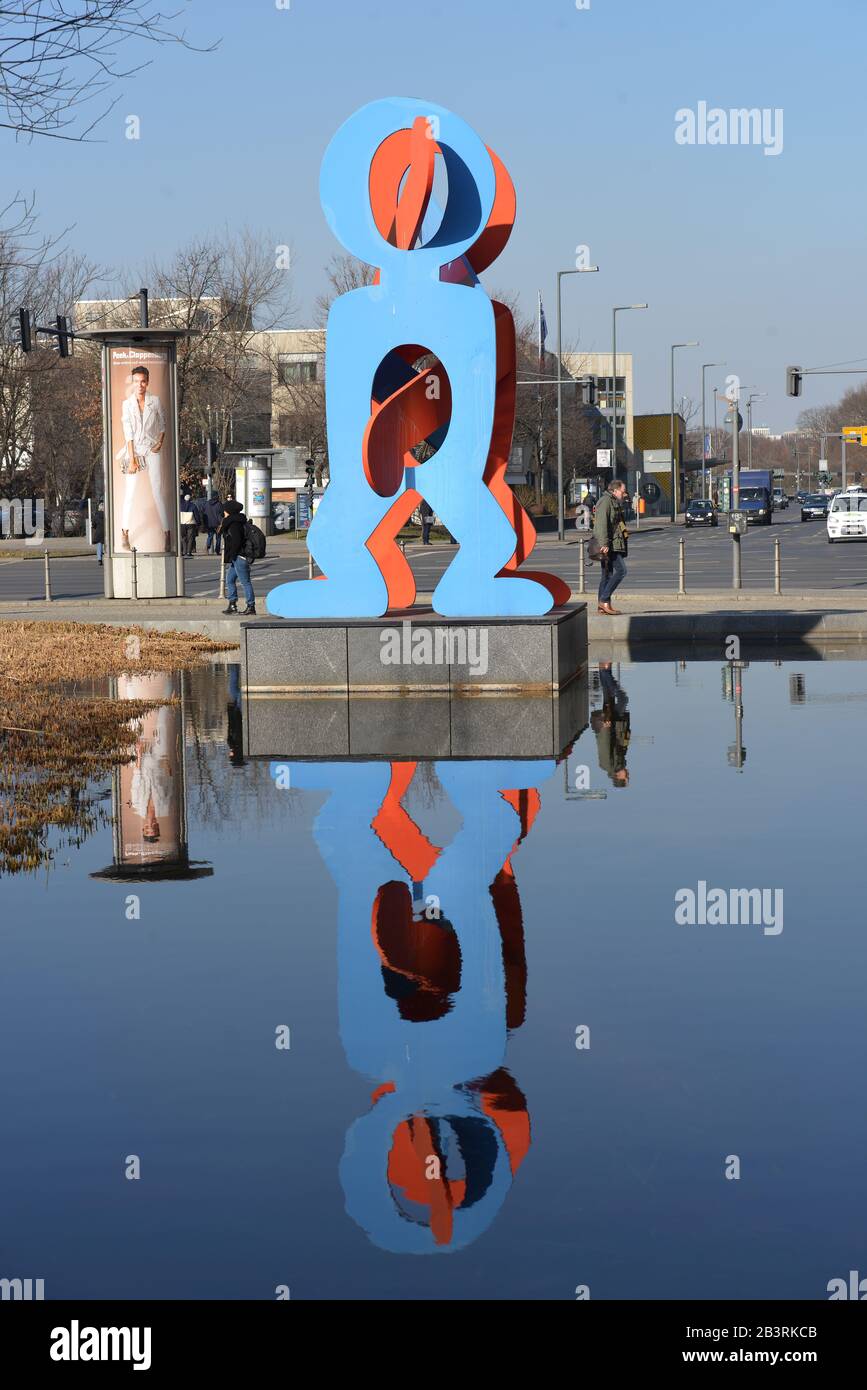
221, 499, 256, 615
593, 478, 629, 615
204, 493, 223, 554
91, 502, 105, 566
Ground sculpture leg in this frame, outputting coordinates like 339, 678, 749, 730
428, 476, 554, 617
266, 488, 390, 618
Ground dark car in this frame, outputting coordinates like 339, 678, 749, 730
684, 499, 718, 527
801, 494, 829, 521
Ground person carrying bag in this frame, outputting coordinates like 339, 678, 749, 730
592, 478, 630, 615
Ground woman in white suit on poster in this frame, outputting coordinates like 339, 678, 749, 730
119, 364, 171, 552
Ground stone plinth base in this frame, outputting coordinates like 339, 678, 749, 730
240, 604, 587, 695
109, 554, 179, 599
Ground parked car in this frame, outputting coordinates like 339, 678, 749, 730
826, 488, 867, 542
801, 494, 829, 521
684, 499, 718, 527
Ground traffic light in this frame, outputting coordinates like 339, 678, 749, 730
56, 315, 71, 358
579, 376, 597, 407
18, 307, 32, 353
786, 365, 802, 397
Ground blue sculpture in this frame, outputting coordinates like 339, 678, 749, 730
266, 97, 567, 620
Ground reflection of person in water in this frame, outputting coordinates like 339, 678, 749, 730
119, 365, 170, 553
129, 705, 174, 844
591, 662, 630, 787
227, 663, 244, 767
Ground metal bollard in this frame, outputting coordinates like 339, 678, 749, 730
131, 547, 138, 601
43, 549, 52, 602
218, 551, 225, 601
308, 551, 314, 579
578, 538, 586, 594
774, 536, 781, 595
678, 536, 686, 595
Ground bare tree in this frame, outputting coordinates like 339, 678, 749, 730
0, 1, 214, 141
131, 228, 294, 487
0, 205, 102, 495
314, 253, 376, 326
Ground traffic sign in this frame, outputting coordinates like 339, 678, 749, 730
724, 411, 744, 432
596, 448, 612, 469
842, 426, 867, 446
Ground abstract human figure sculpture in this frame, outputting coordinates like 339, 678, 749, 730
266, 97, 569, 619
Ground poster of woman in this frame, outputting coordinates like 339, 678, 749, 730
109, 346, 176, 554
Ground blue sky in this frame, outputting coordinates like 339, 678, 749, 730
9, 0, 867, 428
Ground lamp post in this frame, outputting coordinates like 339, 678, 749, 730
612, 303, 647, 494
556, 264, 599, 540
701, 362, 724, 500
745, 392, 766, 469
670, 341, 699, 521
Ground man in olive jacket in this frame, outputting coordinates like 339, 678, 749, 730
593, 478, 629, 615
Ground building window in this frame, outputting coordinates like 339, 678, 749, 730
277, 355, 318, 386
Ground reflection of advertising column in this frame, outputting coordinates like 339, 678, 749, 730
91, 672, 213, 883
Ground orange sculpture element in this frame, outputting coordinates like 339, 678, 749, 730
361, 122, 570, 610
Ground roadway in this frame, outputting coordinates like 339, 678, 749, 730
0, 511, 863, 602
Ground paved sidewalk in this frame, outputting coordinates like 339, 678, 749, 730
3, 592, 867, 644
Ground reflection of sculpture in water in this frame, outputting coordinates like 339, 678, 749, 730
591, 663, 631, 788
272, 755, 555, 1252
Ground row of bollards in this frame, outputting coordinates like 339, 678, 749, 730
576, 534, 784, 594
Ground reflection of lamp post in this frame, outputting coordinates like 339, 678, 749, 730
556, 264, 599, 540
723, 659, 749, 770
670, 341, 699, 520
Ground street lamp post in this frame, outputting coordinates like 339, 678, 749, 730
701, 362, 724, 500
556, 264, 599, 540
670, 341, 699, 521
745, 392, 766, 470
612, 304, 648, 497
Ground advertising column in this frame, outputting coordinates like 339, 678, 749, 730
105, 340, 180, 597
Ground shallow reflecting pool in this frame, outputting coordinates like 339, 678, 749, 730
1, 656, 865, 1299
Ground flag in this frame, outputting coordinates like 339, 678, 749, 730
538, 292, 548, 361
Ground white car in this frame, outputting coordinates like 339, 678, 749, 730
827, 488, 867, 542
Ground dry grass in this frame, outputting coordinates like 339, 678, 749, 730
0, 623, 237, 876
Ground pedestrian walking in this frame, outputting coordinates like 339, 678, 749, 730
92, 502, 105, 566
221, 500, 256, 616
420, 498, 434, 545
593, 478, 630, 615
180, 494, 197, 555
205, 492, 223, 554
